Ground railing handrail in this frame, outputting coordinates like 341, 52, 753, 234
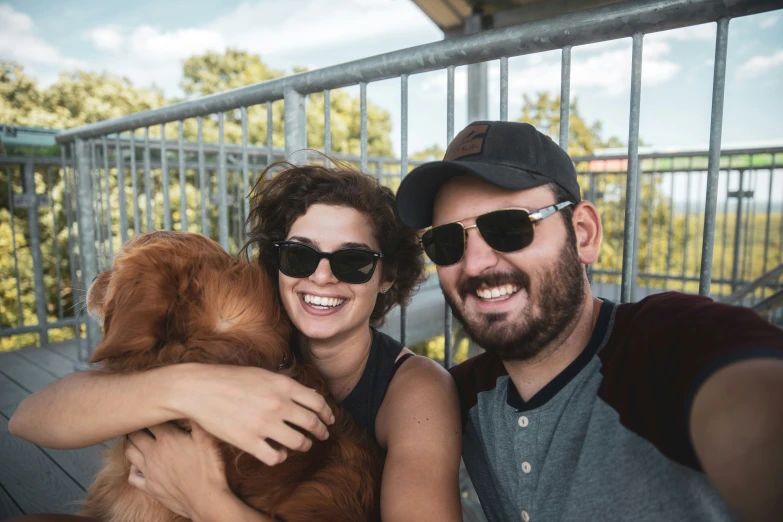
723, 264, 783, 305
54, 0, 780, 144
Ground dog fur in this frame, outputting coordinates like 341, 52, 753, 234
80, 231, 382, 522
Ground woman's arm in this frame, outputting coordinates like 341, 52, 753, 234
375, 356, 463, 522
9, 363, 334, 466
126, 423, 277, 522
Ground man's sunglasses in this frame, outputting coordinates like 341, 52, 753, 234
273, 241, 384, 284
420, 202, 574, 267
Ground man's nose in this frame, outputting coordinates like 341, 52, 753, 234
462, 227, 499, 276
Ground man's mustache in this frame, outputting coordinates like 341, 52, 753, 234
457, 270, 531, 299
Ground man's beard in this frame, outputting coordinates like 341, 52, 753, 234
443, 239, 586, 361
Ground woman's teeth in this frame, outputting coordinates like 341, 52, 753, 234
303, 294, 345, 308
476, 284, 519, 300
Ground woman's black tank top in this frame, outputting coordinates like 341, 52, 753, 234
340, 328, 414, 442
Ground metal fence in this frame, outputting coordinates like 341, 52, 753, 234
3, 0, 782, 366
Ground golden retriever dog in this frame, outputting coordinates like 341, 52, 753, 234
81, 231, 381, 522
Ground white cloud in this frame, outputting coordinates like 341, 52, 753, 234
737, 50, 783, 79
760, 13, 779, 29
0, 4, 84, 70
83, 25, 125, 52
128, 26, 225, 65
656, 23, 715, 42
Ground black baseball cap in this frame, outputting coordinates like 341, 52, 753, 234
396, 121, 581, 229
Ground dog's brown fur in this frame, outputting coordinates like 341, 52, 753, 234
81, 231, 382, 522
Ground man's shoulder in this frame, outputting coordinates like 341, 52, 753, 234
449, 351, 507, 425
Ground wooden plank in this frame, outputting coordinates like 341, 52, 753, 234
0, 416, 84, 514
0, 352, 59, 393
0, 483, 24, 519
43, 340, 81, 364
16, 346, 77, 379
0, 373, 102, 491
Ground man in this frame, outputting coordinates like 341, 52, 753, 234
395, 121, 783, 522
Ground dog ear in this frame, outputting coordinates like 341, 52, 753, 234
88, 275, 173, 364
88, 302, 161, 363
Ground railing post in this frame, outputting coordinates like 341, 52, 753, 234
74, 138, 101, 364
699, 18, 730, 297
465, 13, 488, 122
22, 161, 49, 346
284, 88, 306, 162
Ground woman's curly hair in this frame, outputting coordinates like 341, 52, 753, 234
245, 160, 426, 327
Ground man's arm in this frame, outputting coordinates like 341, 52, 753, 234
690, 357, 783, 522
375, 356, 463, 522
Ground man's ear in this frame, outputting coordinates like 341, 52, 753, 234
571, 201, 602, 266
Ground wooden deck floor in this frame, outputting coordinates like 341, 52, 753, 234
0, 341, 486, 521
0, 340, 103, 519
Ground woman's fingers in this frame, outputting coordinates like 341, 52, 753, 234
289, 384, 335, 427
125, 441, 146, 469
250, 438, 289, 467
285, 401, 330, 441
128, 463, 146, 490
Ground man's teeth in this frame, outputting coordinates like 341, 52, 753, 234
303, 294, 345, 308
476, 284, 519, 300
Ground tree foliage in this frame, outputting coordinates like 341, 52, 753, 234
519, 92, 624, 156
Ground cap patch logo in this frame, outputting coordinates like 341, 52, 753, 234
444, 124, 489, 161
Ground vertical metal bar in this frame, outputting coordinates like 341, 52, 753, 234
62, 144, 79, 324
24, 161, 49, 345
447, 66, 455, 142
664, 171, 676, 291
399, 74, 409, 345
130, 131, 140, 236
6, 164, 24, 326
218, 112, 229, 250
682, 171, 692, 291
75, 138, 101, 362
445, 65, 456, 368
198, 117, 208, 236
763, 166, 774, 274
161, 124, 171, 230
91, 140, 105, 268
46, 166, 63, 320
731, 169, 745, 291
115, 134, 128, 244
645, 174, 654, 289
179, 120, 188, 232
621, 32, 644, 304
360, 82, 368, 172
586, 171, 596, 284
559, 46, 572, 151
699, 18, 730, 296
241, 107, 250, 228
500, 57, 509, 122
144, 128, 153, 231
101, 136, 114, 261
266, 101, 274, 168
284, 89, 306, 161
720, 168, 731, 293
324, 90, 331, 162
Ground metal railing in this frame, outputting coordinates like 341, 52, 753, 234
2, 0, 779, 364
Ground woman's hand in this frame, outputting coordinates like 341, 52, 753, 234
173, 364, 334, 466
126, 422, 232, 519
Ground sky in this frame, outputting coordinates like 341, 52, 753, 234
1, 0, 782, 158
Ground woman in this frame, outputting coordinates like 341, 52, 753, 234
9, 162, 462, 521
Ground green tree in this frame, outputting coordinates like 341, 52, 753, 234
519, 92, 624, 156
411, 144, 445, 162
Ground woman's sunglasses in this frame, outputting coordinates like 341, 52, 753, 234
420, 202, 574, 267
273, 241, 384, 284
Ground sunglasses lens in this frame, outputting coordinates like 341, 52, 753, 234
277, 243, 319, 278
422, 223, 465, 266
477, 209, 534, 252
331, 250, 377, 284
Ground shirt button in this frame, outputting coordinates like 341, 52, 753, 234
521, 510, 530, 522
521, 461, 532, 473
518, 416, 529, 427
